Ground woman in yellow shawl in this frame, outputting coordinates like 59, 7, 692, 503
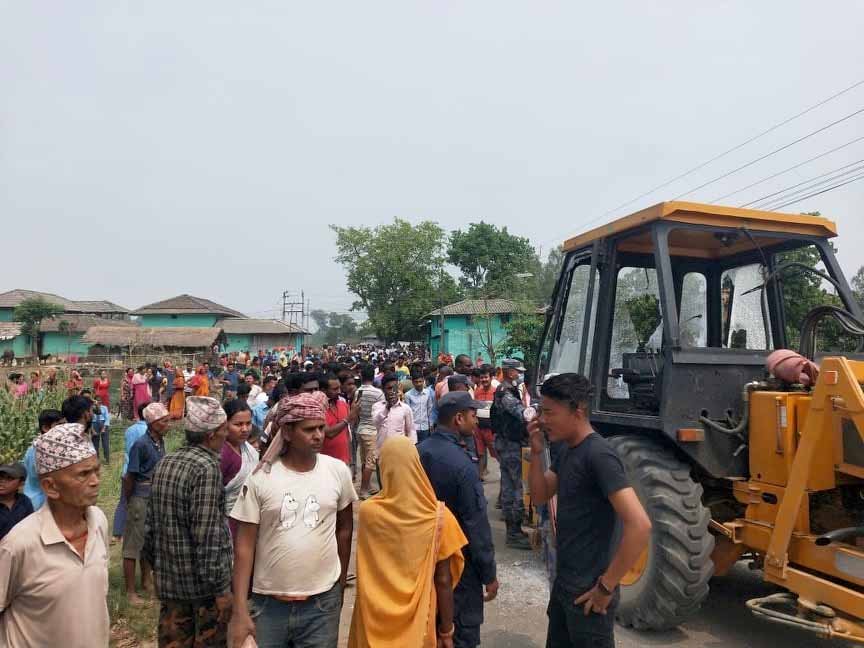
349, 435, 468, 648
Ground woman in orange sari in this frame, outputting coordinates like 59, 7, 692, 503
348, 436, 467, 648
66, 369, 83, 396
188, 366, 210, 397
168, 368, 186, 419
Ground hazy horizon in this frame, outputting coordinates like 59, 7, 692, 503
3, 2, 863, 320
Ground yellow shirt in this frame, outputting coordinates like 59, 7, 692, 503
0, 505, 110, 648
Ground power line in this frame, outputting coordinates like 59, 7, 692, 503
742, 160, 864, 209
710, 135, 864, 203
599, 77, 864, 218
672, 105, 864, 200
754, 165, 864, 211
769, 171, 864, 211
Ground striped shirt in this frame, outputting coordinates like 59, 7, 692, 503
355, 385, 384, 436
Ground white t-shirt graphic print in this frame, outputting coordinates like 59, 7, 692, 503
231, 454, 357, 597
303, 494, 320, 528
280, 493, 300, 529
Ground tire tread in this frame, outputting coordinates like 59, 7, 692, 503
609, 435, 715, 631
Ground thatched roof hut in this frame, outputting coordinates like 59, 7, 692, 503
83, 326, 224, 351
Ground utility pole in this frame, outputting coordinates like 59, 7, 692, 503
439, 267, 446, 354
281, 291, 304, 328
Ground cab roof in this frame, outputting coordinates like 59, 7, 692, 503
562, 201, 838, 255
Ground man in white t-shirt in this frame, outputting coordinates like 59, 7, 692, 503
183, 362, 196, 395
230, 392, 357, 648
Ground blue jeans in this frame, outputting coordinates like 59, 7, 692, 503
416, 429, 430, 444
251, 583, 342, 648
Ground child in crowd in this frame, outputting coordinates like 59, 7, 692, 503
248, 425, 262, 452
0, 463, 34, 541
91, 395, 111, 463
22, 409, 64, 510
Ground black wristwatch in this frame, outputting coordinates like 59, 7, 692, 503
596, 576, 614, 596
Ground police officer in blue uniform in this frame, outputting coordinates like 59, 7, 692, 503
418, 392, 499, 648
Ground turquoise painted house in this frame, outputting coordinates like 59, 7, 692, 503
425, 298, 518, 364
0, 289, 129, 359
217, 318, 309, 354
132, 294, 246, 327
40, 314, 137, 356
132, 295, 308, 353
0, 323, 29, 358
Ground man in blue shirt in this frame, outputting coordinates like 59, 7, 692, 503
405, 371, 436, 444
122, 402, 170, 605
123, 406, 149, 476
220, 362, 240, 400
23, 409, 63, 510
91, 396, 111, 463
111, 403, 151, 543
418, 392, 498, 648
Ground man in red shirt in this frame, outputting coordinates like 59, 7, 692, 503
320, 374, 353, 464
472, 365, 497, 480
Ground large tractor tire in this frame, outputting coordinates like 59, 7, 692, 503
608, 435, 715, 630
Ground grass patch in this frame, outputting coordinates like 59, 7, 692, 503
98, 420, 186, 647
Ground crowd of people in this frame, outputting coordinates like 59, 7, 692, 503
0, 344, 651, 648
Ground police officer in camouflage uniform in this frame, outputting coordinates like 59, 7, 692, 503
491, 359, 532, 550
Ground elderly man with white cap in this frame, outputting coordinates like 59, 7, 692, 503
0, 422, 109, 647
123, 401, 171, 605
142, 396, 233, 648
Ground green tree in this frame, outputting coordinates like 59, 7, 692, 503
310, 309, 329, 333
503, 309, 545, 372
447, 222, 535, 297
309, 310, 359, 346
57, 319, 77, 357
530, 245, 565, 307
331, 219, 460, 342
852, 266, 864, 307
13, 297, 64, 357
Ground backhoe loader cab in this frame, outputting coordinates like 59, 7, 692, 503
536, 202, 864, 640
537, 201, 860, 478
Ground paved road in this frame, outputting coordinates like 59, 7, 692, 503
340, 458, 854, 648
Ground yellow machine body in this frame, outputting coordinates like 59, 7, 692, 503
718, 358, 864, 642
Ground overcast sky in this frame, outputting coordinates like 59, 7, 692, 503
2, 2, 863, 320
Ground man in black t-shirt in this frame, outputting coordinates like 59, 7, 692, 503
528, 374, 651, 648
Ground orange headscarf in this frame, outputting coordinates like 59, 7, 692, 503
189, 366, 210, 397
348, 436, 467, 648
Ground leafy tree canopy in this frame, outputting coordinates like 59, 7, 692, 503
852, 266, 864, 307
530, 245, 564, 307
503, 310, 545, 371
13, 297, 64, 336
448, 222, 535, 297
13, 298, 64, 356
309, 309, 359, 347
331, 218, 461, 342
